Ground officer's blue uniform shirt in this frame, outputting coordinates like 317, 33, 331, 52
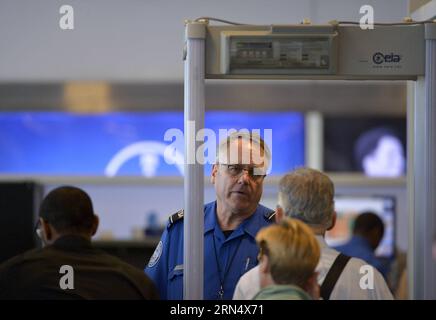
145, 201, 274, 300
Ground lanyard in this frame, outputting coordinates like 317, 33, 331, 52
212, 233, 243, 300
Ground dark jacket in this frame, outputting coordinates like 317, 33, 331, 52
0, 235, 159, 300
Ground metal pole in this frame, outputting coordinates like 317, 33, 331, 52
305, 111, 324, 171
183, 21, 206, 300
410, 23, 436, 300
406, 80, 415, 300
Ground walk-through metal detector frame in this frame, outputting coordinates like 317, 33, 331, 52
184, 20, 436, 300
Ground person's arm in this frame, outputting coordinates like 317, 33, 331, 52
371, 267, 394, 300
233, 277, 246, 300
331, 258, 394, 300
395, 268, 408, 300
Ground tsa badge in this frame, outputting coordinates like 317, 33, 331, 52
147, 240, 163, 268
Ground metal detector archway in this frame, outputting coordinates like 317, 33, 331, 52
183, 19, 436, 300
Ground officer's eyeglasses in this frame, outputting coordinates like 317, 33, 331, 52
221, 164, 266, 181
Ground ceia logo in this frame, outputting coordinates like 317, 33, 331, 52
372, 52, 401, 64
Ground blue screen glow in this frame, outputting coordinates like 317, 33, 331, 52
0, 111, 304, 177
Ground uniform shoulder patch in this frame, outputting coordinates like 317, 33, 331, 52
265, 210, 276, 221
168, 209, 184, 227
147, 240, 163, 268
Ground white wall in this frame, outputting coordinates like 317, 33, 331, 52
0, 0, 408, 81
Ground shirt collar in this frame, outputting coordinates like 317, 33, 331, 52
204, 201, 268, 239
255, 284, 312, 300
350, 235, 373, 249
52, 235, 93, 251
240, 207, 265, 239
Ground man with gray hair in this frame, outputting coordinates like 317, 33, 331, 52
233, 167, 393, 300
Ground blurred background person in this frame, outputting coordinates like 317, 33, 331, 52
335, 211, 391, 278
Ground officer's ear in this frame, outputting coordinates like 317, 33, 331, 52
211, 164, 218, 184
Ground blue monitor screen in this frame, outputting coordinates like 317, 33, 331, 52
0, 111, 304, 177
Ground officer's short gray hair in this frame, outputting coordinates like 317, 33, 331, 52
278, 167, 335, 228
216, 131, 271, 173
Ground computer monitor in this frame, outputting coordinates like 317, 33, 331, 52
325, 195, 395, 258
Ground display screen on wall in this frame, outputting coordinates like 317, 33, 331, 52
0, 111, 304, 177
325, 195, 396, 258
323, 116, 406, 177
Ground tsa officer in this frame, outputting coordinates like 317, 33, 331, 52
145, 132, 275, 300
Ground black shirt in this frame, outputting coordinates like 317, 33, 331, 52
0, 235, 159, 300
